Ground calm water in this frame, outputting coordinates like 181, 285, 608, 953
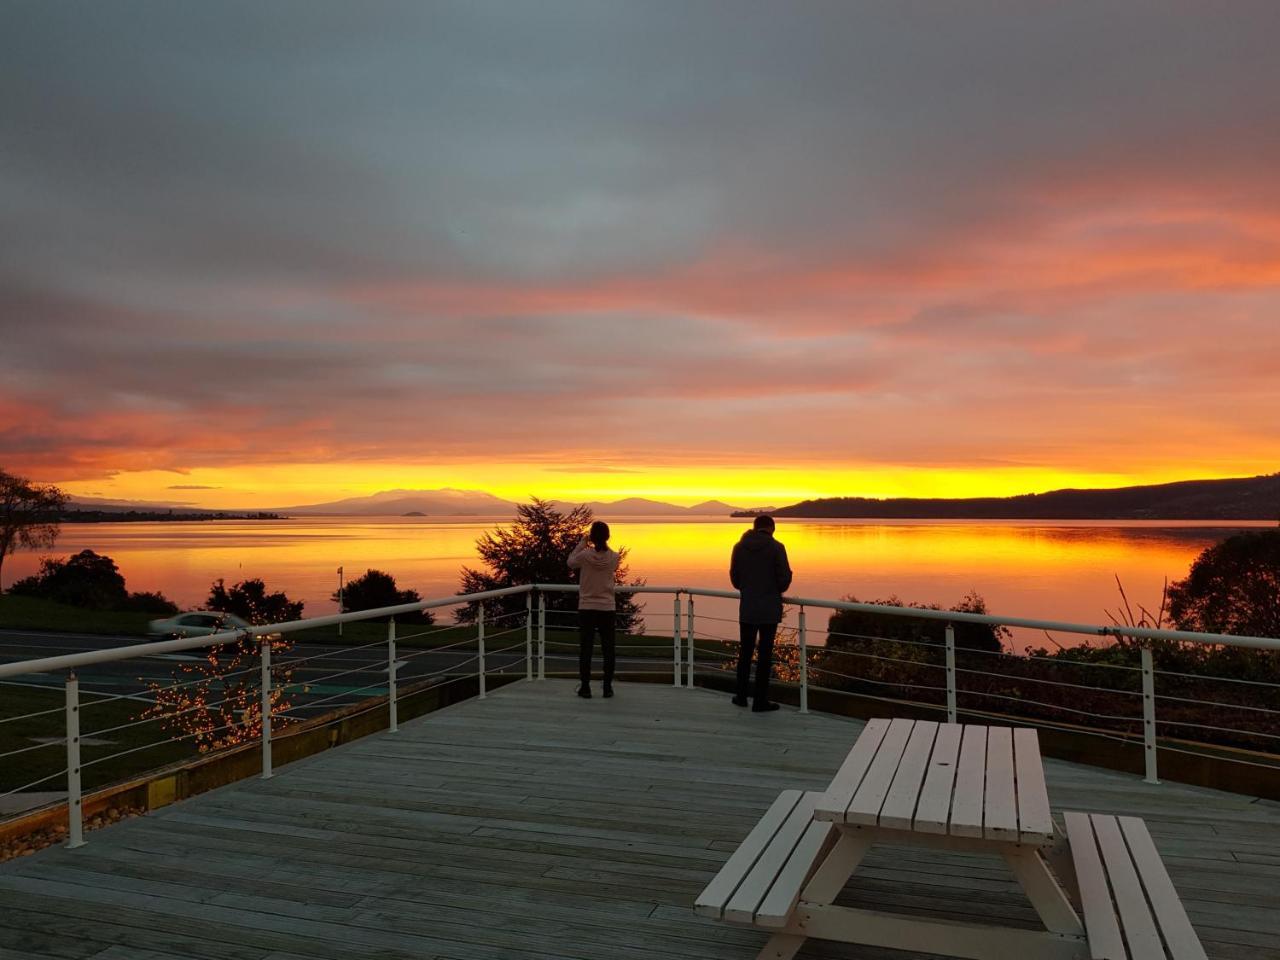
4, 517, 1270, 651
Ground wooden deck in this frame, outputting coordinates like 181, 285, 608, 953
1, 680, 1277, 960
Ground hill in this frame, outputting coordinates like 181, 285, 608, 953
756, 474, 1280, 520
279, 488, 517, 516
549, 497, 744, 516
284, 490, 746, 517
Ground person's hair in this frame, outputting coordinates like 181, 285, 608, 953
753, 514, 775, 532
588, 520, 610, 551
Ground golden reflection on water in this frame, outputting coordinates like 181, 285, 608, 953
5, 517, 1266, 651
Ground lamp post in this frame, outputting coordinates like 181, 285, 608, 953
337, 565, 344, 636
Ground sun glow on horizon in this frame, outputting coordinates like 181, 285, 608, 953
54, 460, 1275, 512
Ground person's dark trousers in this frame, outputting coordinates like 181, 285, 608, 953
737, 622, 778, 702
578, 610, 617, 687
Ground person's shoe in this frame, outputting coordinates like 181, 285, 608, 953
732, 695, 749, 708
577, 684, 592, 699
752, 701, 781, 713
603, 683, 614, 699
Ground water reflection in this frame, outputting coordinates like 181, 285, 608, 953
5, 517, 1268, 651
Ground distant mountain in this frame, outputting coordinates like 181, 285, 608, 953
760, 474, 1280, 520
67, 489, 752, 519
549, 497, 746, 516
278, 488, 518, 516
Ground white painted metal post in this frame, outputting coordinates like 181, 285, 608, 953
685, 594, 695, 688
1141, 645, 1158, 784
525, 592, 533, 681
798, 606, 809, 714
672, 593, 683, 687
945, 624, 957, 723
478, 605, 487, 700
260, 638, 273, 779
387, 618, 398, 733
64, 674, 84, 849
537, 593, 546, 680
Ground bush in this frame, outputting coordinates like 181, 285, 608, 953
9, 549, 177, 613
207, 578, 303, 625
827, 590, 1009, 654
335, 569, 433, 625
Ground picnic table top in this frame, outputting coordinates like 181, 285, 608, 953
814, 717, 1056, 845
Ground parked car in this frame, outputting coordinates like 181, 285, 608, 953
147, 611, 252, 639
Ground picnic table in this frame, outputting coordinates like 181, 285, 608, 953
698, 717, 1208, 960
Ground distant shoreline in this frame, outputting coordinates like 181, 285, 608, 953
740, 473, 1280, 522
61, 510, 285, 523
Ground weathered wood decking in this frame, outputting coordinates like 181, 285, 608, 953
1, 680, 1277, 959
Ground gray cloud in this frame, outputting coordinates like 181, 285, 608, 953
2, 1, 1280, 482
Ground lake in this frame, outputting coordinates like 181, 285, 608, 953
4, 517, 1270, 652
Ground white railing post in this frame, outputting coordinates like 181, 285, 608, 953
945, 623, 957, 723
1141, 645, 1159, 784
537, 592, 546, 680
685, 594, 696, 688
387, 617, 398, 733
64, 673, 84, 849
672, 592, 683, 687
525, 592, 534, 681
260, 636, 273, 779
798, 606, 808, 714
478, 605, 487, 699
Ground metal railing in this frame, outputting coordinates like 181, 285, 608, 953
2, 582, 1277, 848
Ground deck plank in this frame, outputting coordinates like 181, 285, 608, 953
1, 680, 1276, 960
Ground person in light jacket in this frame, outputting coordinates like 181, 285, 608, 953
567, 520, 621, 699
729, 515, 793, 712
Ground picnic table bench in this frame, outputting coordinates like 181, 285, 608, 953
697, 717, 1208, 960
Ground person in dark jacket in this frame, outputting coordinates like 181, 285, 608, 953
729, 515, 793, 712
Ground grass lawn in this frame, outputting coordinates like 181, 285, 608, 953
0, 685, 196, 796
0, 595, 156, 636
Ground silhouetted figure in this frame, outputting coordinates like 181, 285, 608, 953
568, 520, 620, 699
730, 515, 793, 712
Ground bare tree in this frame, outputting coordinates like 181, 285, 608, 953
0, 470, 69, 592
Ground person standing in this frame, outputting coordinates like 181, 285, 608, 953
568, 520, 621, 699
729, 515, 793, 712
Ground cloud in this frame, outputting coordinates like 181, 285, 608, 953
167, 484, 221, 490
2, 2, 1280, 491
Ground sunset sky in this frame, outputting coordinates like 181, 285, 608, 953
2, 2, 1279, 509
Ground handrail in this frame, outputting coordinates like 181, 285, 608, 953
4, 580, 1277, 682
4, 579, 1278, 847
0, 584, 532, 679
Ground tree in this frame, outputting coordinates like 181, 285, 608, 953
8, 549, 177, 612
456, 498, 644, 633
143, 576, 302, 753
1168, 529, 1280, 639
333, 569, 433, 625
207, 578, 304, 625
10, 549, 127, 608
0, 470, 68, 592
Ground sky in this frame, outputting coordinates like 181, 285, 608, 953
2, 1, 1279, 509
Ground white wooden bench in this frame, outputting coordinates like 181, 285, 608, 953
697, 719, 1087, 959
1063, 812, 1208, 960
694, 790, 836, 934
